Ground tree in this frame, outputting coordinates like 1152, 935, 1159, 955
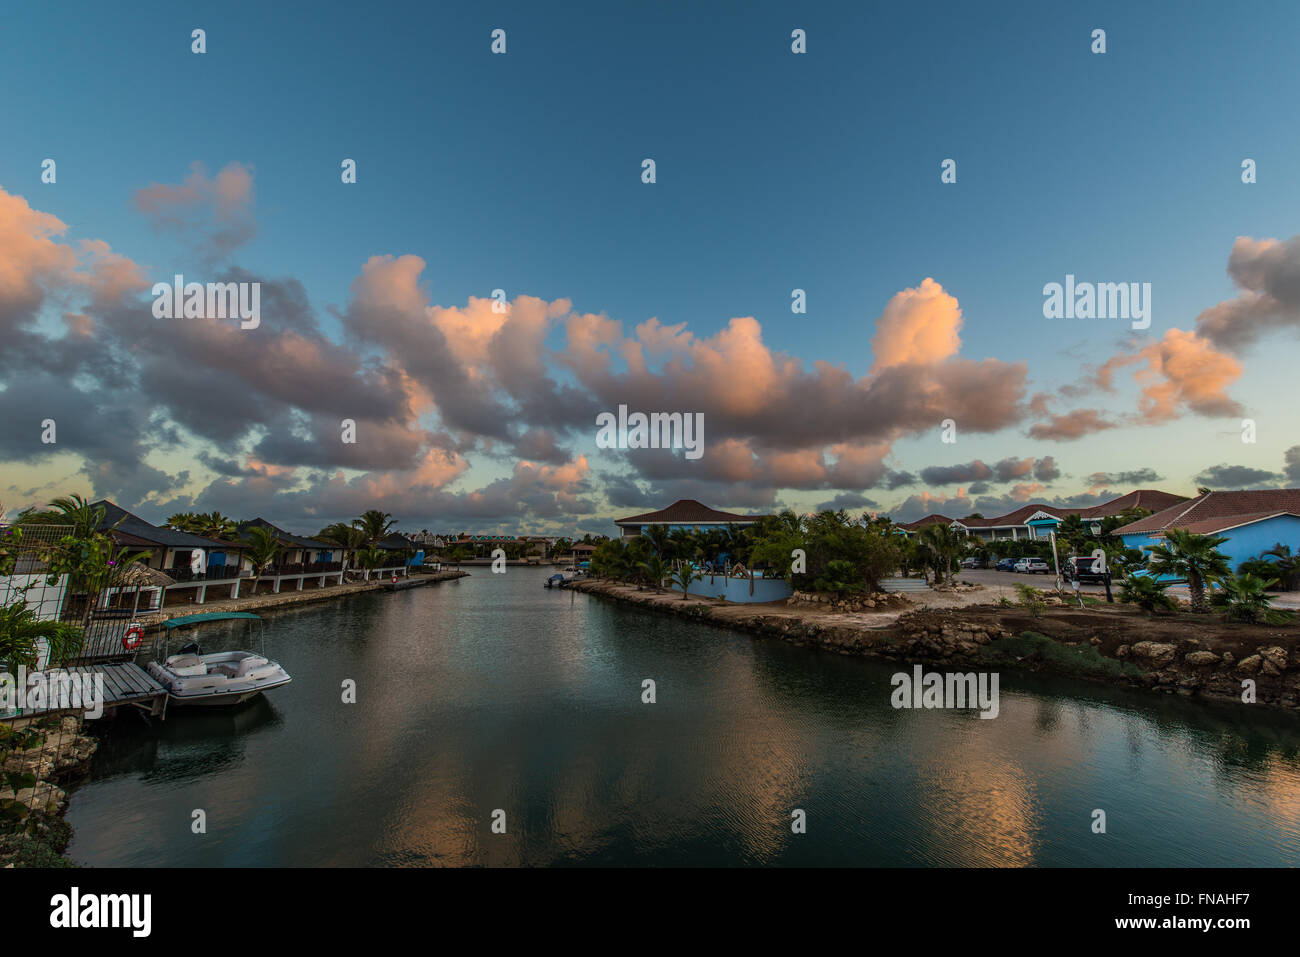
643, 525, 672, 560
670, 562, 702, 600
353, 510, 396, 545
242, 527, 282, 594
44, 495, 106, 540
318, 522, 367, 551
1210, 572, 1291, 625
0, 600, 83, 669
918, 524, 963, 584
1119, 575, 1179, 614
1146, 528, 1231, 613
354, 546, 385, 579
640, 555, 668, 591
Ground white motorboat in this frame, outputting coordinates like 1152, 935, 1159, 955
146, 612, 292, 707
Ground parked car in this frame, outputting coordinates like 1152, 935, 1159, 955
960, 557, 988, 569
1064, 555, 1109, 584
994, 558, 1017, 572
1015, 558, 1050, 574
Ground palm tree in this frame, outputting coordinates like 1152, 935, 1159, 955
354, 510, 396, 545
1146, 528, 1231, 613
668, 527, 701, 565
1211, 572, 1290, 624
918, 524, 962, 584
354, 546, 385, 580
242, 526, 282, 594
1119, 574, 1179, 614
670, 562, 702, 600
643, 525, 672, 560
195, 511, 237, 540
46, 495, 107, 540
0, 600, 83, 669
166, 512, 200, 533
641, 555, 668, 591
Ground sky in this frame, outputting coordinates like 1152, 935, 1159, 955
1, 0, 1298, 536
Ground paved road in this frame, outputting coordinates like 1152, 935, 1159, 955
954, 567, 1108, 593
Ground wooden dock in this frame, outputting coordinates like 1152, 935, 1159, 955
0, 663, 168, 724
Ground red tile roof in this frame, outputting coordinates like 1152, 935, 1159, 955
1113, 489, 1300, 536
615, 499, 769, 526
950, 490, 1188, 528
897, 514, 957, 531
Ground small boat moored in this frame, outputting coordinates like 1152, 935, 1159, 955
146, 612, 292, 707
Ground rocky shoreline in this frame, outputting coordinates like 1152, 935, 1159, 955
572, 579, 1300, 713
0, 715, 98, 867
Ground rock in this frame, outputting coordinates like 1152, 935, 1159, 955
1090, 637, 1102, 646
1184, 651, 1220, 667
1261, 646, 1289, 670
1222, 652, 1235, 665
1262, 660, 1283, 677
1116, 644, 1130, 659
1235, 654, 1262, 674
1131, 641, 1177, 667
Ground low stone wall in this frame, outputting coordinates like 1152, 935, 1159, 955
788, 590, 911, 612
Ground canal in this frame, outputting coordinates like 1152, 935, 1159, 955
65, 566, 1300, 866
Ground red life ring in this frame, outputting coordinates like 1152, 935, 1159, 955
390, 574, 398, 584
122, 624, 144, 651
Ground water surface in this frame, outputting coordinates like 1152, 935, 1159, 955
66, 567, 1300, 866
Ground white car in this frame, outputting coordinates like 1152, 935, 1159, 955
1015, 558, 1050, 574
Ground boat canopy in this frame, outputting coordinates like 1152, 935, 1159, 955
162, 612, 263, 629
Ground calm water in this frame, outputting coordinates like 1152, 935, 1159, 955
66, 567, 1300, 866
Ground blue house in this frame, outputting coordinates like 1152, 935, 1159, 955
1113, 490, 1300, 573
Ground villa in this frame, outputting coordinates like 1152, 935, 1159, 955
235, 518, 350, 591
897, 489, 1188, 543
1113, 489, 1300, 571
614, 499, 771, 540
93, 500, 247, 607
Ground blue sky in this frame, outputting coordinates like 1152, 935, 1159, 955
1, 0, 1298, 534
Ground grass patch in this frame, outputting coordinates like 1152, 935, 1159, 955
980, 630, 1143, 679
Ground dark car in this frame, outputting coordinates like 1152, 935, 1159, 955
1065, 555, 1110, 584
960, 557, 988, 569
994, 558, 1017, 571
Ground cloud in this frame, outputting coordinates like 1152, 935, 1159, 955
815, 492, 881, 513
1086, 467, 1162, 487
1195, 235, 1300, 350
134, 162, 257, 263
1192, 463, 1282, 490
869, 277, 963, 369
1285, 446, 1300, 485
1027, 409, 1118, 441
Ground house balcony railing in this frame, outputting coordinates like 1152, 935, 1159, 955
164, 564, 247, 583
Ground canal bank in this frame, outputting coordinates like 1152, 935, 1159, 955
572, 579, 1300, 713
132, 569, 470, 626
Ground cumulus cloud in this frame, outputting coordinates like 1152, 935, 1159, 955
1195, 235, 1300, 350
1027, 409, 1118, 441
1286, 446, 1300, 485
